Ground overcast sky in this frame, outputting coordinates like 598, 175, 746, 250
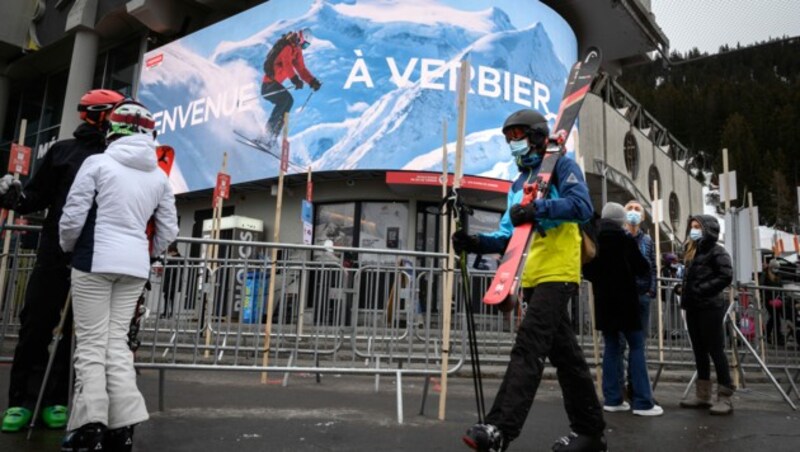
651, 0, 800, 54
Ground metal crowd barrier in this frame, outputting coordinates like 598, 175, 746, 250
2, 224, 799, 419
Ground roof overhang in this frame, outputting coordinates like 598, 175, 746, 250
541, 0, 669, 75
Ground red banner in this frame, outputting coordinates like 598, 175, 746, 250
213, 172, 231, 206
280, 138, 290, 172
8, 143, 32, 176
385, 171, 510, 194
306, 180, 313, 201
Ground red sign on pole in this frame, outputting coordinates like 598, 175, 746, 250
306, 180, 313, 201
213, 172, 231, 206
8, 143, 32, 176
280, 138, 290, 172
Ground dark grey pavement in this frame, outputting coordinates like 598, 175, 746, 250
2, 365, 799, 451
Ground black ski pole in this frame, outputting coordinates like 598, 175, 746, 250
27, 291, 72, 440
297, 91, 314, 113
449, 188, 486, 423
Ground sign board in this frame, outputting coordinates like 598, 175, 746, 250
724, 206, 760, 284
385, 171, 511, 194
137, 0, 578, 194
719, 170, 737, 202
213, 172, 231, 204
8, 143, 32, 176
280, 138, 290, 173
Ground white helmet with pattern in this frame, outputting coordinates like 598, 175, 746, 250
106, 101, 156, 140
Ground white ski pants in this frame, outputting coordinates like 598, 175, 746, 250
68, 269, 149, 430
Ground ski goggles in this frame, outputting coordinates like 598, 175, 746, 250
301, 41, 310, 50
503, 125, 529, 143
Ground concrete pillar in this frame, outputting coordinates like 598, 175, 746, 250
0, 72, 9, 141
58, 29, 99, 139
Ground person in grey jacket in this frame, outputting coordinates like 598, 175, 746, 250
59, 101, 178, 450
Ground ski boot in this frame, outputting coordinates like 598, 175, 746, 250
462, 423, 506, 451
552, 432, 608, 452
1, 407, 32, 433
42, 405, 69, 429
105, 425, 135, 452
61, 422, 107, 452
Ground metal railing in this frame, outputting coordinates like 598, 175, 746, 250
2, 224, 799, 420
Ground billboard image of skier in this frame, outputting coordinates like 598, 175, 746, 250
138, 0, 578, 193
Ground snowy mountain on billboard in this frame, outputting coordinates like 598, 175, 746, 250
139, 0, 570, 192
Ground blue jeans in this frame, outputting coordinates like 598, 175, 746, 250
618, 295, 653, 389
603, 329, 654, 410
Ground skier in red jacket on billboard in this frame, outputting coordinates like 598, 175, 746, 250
260, 28, 322, 143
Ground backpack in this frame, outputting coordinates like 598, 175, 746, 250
263, 33, 293, 77
580, 212, 600, 264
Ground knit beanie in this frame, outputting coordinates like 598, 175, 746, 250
601, 202, 626, 226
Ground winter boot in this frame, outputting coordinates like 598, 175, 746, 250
61, 422, 107, 452
680, 379, 712, 408
105, 425, 135, 452
552, 432, 608, 452
462, 423, 506, 451
709, 385, 734, 415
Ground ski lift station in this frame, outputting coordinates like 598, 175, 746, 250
1, 0, 703, 255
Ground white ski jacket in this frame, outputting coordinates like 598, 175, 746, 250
60, 134, 178, 279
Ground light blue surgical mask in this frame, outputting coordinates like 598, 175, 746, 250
626, 211, 642, 226
689, 228, 703, 241
509, 139, 529, 157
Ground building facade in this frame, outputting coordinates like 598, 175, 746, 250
0, 0, 701, 253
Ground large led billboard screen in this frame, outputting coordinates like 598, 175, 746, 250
138, 0, 577, 193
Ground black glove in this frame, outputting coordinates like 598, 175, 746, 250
310, 78, 322, 91
452, 230, 481, 254
509, 202, 538, 227
290, 75, 304, 90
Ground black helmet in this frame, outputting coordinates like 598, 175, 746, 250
502, 109, 549, 151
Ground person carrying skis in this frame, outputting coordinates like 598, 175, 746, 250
260, 28, 322, 142
454, 109, 606, 452
59, 100, 178, 450
0, 89, 125, 433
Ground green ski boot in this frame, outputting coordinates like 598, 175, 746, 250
1, 407, 33, 433
42, 405, 69, 429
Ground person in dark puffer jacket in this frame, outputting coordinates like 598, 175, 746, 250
678, 215, 734, 415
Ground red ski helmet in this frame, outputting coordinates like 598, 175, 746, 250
78, 89, 126, 126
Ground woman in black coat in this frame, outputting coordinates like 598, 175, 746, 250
678, 215, 734, 415
584, 202, 660, 415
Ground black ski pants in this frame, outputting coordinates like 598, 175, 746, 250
8, 250, 72, 409
485, 282, 605, 443
261, 81, 294, 137
685, 306, 733, 388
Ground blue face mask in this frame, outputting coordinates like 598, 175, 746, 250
509, 139, 529, 157
626, 211, 642, 226
689, 228, 703, 241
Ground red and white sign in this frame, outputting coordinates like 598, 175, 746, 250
213, 172, 231, 205
385, 171, 510, 194
146, 53, 164, 69
280, 138, 290, 172
8, 143, 32, 176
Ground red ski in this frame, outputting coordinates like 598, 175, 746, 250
483, 48, 602, 311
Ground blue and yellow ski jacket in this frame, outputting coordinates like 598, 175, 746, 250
477, 156, 593, 287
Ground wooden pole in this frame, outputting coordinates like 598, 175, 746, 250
0, 119, 27, 310
722, 148, 740, 388
439, 60, 468, 420
262, 112, 289, 382
205, 152, 227, 358
654, 180, 664, 363
748, 192, 766, 362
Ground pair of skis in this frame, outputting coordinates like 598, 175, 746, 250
483, 48, 602, 311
